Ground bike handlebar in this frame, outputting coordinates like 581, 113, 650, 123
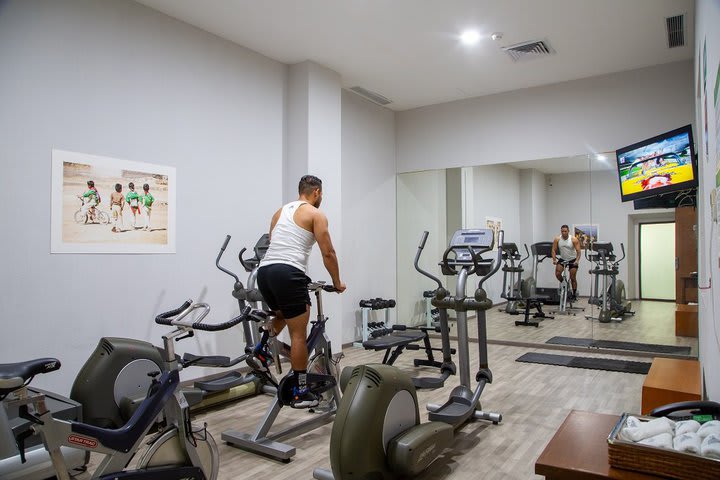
308, 281, 338, 293
238, 247, 255, 272
155, 300, 251, 331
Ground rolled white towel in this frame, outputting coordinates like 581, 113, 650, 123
619, 416, 642, 441
673, 432, 702, 454
676, 419, 701, 435
638, 432, 673, 449
700, 433, 720, 459
623, 416, 675, 442
697, 420, 720, 439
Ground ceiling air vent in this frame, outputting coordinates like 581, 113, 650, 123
348, 86, 392, 106
502, 39, 555, 62
666, 14, 685, 48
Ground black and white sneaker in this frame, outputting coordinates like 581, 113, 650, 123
290, 385, 320, 409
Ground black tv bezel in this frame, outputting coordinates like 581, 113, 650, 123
615, 124, 698, 203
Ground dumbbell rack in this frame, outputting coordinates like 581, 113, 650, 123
423, 290, 438, 327
354, 298, 395, 347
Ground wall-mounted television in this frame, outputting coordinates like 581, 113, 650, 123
615, 125, 697, 203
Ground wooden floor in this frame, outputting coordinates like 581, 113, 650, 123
194, 344, 646, 480
77, 300, 693, 479
482, 299, 697, 357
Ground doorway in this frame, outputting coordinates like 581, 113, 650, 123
639, 222, 676, 301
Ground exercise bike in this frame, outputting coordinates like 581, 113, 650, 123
552, 259, 584, 316
0, 301, 251, 480
586, 242, 634, 323
221, 281, 342, 461
70, 235, 266, 431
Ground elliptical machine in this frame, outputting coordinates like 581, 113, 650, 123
417, 229, 503, 428
499, 242, 529, 314
586, 242, 634, 323
312, 364, 454, 480
360, 233, 458, 390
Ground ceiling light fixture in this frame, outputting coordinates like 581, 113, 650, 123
460, 30, 480, 45
596, 154, 607, 161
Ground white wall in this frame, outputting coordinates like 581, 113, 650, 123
340, 91, 396, 343
0, 0, 286, 393
695, 0, 720, 401
284, 61, 344, 349
467, 164, 522, 303
397, 61, 694, 173
519, 168, 548, 259
397, 171, 447, 326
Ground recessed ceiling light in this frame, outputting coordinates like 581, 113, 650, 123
460, 30, 480, 45
596, 154, 607, 161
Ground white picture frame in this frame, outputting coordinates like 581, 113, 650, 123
51, 149, 176, 254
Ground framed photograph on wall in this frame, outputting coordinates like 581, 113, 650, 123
484, 216, 503, 250
571, 224, 599, 250
51, 149, 176, 254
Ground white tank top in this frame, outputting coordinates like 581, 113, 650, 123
259, 201, 316, 273
557, 236, 576, 261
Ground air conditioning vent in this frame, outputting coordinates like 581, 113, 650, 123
666, 14, 685, 48
502, 40, 555, 62
348, 86, 392, 106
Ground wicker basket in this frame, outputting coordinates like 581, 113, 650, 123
607, 413, 720, 480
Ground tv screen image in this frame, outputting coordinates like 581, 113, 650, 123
615, 125, 697, 203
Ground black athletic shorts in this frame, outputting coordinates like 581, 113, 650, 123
257, 263, 311, 319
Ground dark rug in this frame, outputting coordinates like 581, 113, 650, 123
546, 336, 691, 355
516, 352, 651, 374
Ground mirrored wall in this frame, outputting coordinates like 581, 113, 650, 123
397, 153, 698, 357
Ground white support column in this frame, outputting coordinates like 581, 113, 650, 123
285, 61, 343, 349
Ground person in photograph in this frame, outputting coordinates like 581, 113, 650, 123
109, 183, 125, 233
141, 183, 154, 231
79, 180, 99, 223
125, 182, 141, 228
252, 175, 346, 408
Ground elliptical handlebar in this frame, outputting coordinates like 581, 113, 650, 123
617, 243, 626, 264
414, 231, 443, 290
441, 244, 483, 276
216, 235, 241, 284
520, 243, 530, 267
478, 230, 504, 288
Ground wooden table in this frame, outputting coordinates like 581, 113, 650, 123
535, 410, 661, 479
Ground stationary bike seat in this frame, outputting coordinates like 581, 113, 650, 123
0, 358, 61, 394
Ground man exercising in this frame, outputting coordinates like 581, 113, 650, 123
253, 175, 346, 408
551, 224, 581, 301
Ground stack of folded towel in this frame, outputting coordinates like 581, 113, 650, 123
619, 417, 720, 459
